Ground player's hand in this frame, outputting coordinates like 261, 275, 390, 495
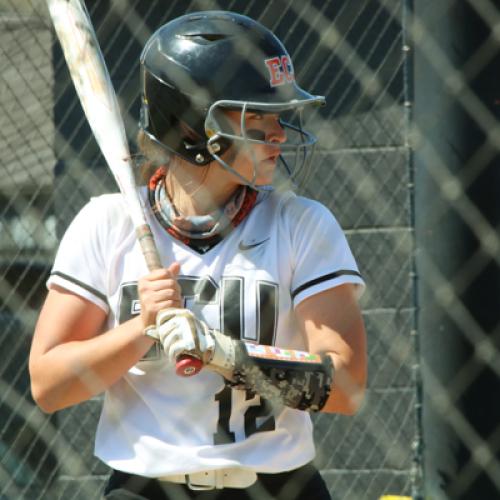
138, 262, 182, 329
148, 309, 237, 378
152, 308, 214, 363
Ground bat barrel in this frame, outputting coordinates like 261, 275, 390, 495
49, 0, 201, 378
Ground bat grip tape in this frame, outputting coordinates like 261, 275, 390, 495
136, 224, 162, 271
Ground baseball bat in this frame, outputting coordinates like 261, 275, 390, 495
47, 0, 201, 377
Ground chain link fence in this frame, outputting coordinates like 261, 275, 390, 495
0, 0, 499, 499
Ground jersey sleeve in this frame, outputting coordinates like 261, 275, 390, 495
286, 196, 365, 307
47, 196, 114, 313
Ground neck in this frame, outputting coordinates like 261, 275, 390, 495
165, 160, 238, 216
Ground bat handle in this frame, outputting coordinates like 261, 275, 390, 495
137, 224, 163, 271
136, 224, 204, 377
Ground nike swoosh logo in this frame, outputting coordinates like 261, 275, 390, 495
238, 238, 270, 251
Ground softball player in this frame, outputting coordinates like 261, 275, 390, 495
29, 11, 367, 500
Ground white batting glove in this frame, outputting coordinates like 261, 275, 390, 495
146, 309, 236, 374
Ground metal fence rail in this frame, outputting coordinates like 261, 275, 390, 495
1, 0, 499, 499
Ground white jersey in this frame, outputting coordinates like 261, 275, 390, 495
48, 188, 364, 477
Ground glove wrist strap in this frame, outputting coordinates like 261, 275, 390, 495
210, 330, 236, 371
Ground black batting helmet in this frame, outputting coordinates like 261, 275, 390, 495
139, 11, 325, 186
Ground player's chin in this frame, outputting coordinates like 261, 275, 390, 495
254, 166, 276, 186
259, 158, 278, 174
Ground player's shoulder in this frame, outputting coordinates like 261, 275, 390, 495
76, 192, 133, 237
83, 192, 129, 221
264, 189, 333, 221
87, 192, 127, 210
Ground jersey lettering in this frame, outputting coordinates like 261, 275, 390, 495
178, 276, 277, 344
257, 281, 278, 346
221, 277, 243, 340
213, 385, 275, 444
178, 275, 218, 305
244, 390, 276, 436
117, 275, 279, 442
213, 386, 236, 444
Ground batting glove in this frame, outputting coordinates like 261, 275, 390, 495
145, 309, 236, 375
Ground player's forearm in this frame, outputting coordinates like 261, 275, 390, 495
30, 316, 153, 413
320, 351, 366, 415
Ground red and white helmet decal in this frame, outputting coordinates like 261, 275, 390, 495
264, 55, 295, 87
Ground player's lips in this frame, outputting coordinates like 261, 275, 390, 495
260, 157, 278, 168
263, 152, 279, 164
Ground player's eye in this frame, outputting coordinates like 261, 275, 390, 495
244, 128, 266, 141
247, 112, 263, 121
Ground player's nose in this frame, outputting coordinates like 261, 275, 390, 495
266, 116, 287, 144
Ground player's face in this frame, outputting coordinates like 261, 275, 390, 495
222, 110, 287, 186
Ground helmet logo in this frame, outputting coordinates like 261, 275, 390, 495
264, 56, 295, 87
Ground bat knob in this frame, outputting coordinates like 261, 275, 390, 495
175, 354, 203, 377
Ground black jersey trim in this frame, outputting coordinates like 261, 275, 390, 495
291, 270, 363, 300
50, 271, 108, 304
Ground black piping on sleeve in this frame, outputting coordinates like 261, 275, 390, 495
50, 271, 109, 305
291, 270, 363, 300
